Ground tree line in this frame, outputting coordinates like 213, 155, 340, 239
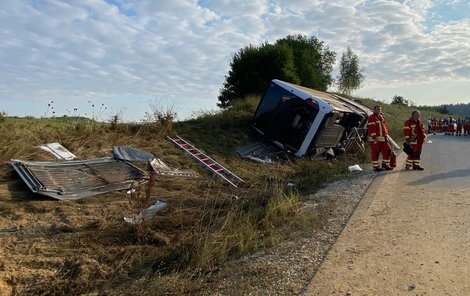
218, 34, 364, 108
391, 95, 470, 116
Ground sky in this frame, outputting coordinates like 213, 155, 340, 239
1, 0, 470, 121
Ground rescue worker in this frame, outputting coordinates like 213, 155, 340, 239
448, 116, 455, 135
456, 117, 463, 136
432, 117, 439, 134
368, 106, 393, 172
404, 110, 426, 170
442, 117, 448, 135
464, 117, 470, 136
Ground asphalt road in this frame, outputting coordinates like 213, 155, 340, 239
305, 134, 470, 296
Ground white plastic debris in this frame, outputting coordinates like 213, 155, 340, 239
124, 200, 167, 225
150, 158, 200, 177
427, 140, 433, 144
38, 143, 76, 160
126, 189, 136, 194
244, 155, 273, 164
287, 182, 296, 188
348, 164, 363, 172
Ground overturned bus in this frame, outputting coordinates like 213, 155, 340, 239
251, 79, 372, 158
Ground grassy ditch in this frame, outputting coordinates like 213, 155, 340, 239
0, 96, 447, 295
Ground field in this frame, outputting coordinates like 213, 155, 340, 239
0, 97, 447, 295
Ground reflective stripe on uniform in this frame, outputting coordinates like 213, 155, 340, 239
377, 121, 383, 137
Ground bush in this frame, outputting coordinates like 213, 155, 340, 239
144, 100, 176, 135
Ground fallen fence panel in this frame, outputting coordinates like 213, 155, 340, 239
11, 157, 148, 200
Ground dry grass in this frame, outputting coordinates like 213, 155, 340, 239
0, 97, 447, 295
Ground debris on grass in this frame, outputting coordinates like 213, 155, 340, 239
236, 141, 286, 161
150, 158, 200, 178
124, 200, 168, 224
10, 157, 148, 200
348, 164, 363, 172
38, 142, 77, 160
242, 155, 272, 164
112, 145, 155, 162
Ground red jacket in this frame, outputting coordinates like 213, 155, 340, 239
368, 113, 389, 142
404, 118, 426, 144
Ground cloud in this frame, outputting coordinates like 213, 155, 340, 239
0, 0, 469, 120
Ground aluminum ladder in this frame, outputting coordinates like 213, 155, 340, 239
167, 135, 245, 187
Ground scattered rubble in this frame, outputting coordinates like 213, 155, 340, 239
11, 145, 204, 200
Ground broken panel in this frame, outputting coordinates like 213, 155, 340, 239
11, 157, 148, 200
150, 158, 200, 178
38, 142, 77, 160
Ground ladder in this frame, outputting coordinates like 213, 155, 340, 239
167, 135, 245, 187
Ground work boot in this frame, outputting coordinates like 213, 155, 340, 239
413, 165, 424, 171
382, 164, 394, 171
405, 166, 411, 170
374, 167, 384, 172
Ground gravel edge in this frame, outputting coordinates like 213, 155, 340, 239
205, 170, 376, 296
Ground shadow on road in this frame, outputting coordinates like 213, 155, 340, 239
408, 168, 470, 186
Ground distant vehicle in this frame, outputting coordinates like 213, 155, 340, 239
252, 79, 372, 158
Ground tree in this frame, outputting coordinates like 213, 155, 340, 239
337, 46, 365, 96
391, 95, 409, 106
218, 35, 336, 108
276, 34, 336, 91
217, 43, 299, 108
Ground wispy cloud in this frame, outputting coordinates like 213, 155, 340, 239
0, 0, 469, 119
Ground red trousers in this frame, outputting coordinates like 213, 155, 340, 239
464, 125, 470, 135
370, 141, 391, 169
406, 141, 424, 168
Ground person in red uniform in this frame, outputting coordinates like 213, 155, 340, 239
456, 117, 463, 136
464, 117, 470, 136
404, 110, 426, 170
368, 106, 392, 172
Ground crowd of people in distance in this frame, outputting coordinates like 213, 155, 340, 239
427, 116, 470, 136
